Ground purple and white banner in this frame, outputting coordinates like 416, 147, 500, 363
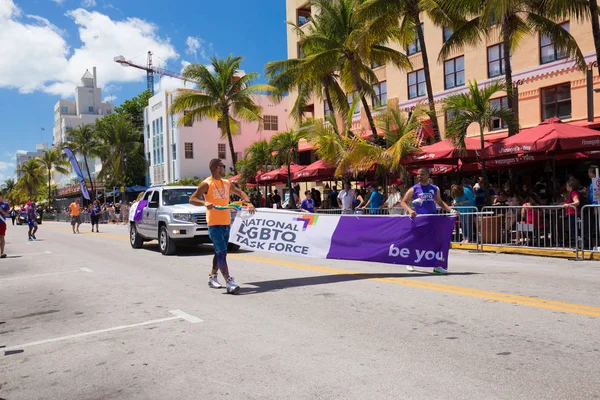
230, 210, 456, 268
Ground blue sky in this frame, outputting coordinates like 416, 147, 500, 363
0, 0, 288, 184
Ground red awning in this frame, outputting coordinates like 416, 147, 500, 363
257, 163, 306, 183
292, 159, 336, 182
483, 118, 600, 160
403, 137, 491, 166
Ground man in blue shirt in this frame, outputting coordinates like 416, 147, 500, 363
360, 185, 383, 214
0, 191, 9, 258
300, 190, 315, 213
588, 166, 598, 205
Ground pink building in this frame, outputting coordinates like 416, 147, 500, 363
144, 90, 290, 184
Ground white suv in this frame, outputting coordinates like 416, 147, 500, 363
129, 185, 239, 255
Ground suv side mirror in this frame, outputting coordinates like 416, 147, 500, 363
148, 201, 159, 209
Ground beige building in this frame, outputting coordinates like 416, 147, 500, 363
285, 1, 600, 144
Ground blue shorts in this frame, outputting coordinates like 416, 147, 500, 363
208, 225, 230, 254
28, 220, 38, 228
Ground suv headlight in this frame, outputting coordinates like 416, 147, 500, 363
172, 213, 193, 223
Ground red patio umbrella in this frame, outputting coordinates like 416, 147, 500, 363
482, 118, 600, 160
292, 159, 336, 182
257, 163, 306, 184
403, 137, 492, 166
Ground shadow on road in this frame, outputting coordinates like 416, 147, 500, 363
140, 244, 253, 257
239, 271, 478, 295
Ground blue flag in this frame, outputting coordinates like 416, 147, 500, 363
62, 147, 90, 200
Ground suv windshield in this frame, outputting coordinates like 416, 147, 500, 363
162, 189, 196, 206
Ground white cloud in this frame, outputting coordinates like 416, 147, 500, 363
0, 159, 16, 185
51, 0, 65, 5
16, 150, 27, 155
103, 95, 116, 102
81, 0, 97, 7
154, 60, 196, 92
185, 36, 212, 61
0, 0, 179, 97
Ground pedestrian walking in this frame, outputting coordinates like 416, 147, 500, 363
401, 167, 457, 274
0, 192, 9, 258
9, 206, 17, 225
26, 201, 38, 241
90, 200, 101, 232
190, 158, 255, 294
69, 198, 82, 234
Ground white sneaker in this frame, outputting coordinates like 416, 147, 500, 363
226, 277, 240, 294
406, 265, 415, 272
208, 274, 222, 289
433, 267, 448, 275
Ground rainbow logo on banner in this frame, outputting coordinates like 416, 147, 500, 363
294, 215, 319, 231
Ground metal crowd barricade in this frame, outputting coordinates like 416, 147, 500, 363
580, 205, 600, 259
438, 207, 480, 248
480, 205, 579, 252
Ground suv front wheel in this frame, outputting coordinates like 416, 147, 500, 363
159, 225, 177, 255
130, 223, 144, 249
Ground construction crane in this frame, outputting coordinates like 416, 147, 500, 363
114, 51, 196, 95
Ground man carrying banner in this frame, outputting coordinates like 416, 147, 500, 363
69, 198, 82, 234
190, 159, 255, 294
401, 167, 457, 274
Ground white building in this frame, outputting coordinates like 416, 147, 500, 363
53, 67, 113, 185
16, 142, 49, 179
143, 89, 289, 185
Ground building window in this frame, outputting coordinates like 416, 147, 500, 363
297, 3, 311, 26
88, 106, 94, 113
347, 92, 361, 116
160, 148, 164, 164
490, 96, 508, 131
61, 106, 68, 113
324, 101, 333, 118
444, 56, 465, 90
443, 27, 453, 43
408, 69, 426, 99
540, 22, 569, 64
159, 117, 163, 133
183, 111, 192, 127
488, 43, 508, 78
372, 81, 387, 107
146, 124, 150, 139
407, 24, 423, 56
264, 115, 278, 131
217, 120, 222, 129
297, 43, 305, 59
184, 142, 194, 159
172, 144, 176, 160
541, 83, 571, 120
218, 143, 227, 159
371, 61, 383, 69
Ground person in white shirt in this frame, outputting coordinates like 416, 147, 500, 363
337, 182, 355, 214
384, 185, 403, 215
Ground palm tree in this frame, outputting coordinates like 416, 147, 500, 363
266, 46, 349, 122
15, 158, 45, 200
95, 114, 144, 186
68, 124, 100, 198
440, 0, 586, 136
299, 0, 412, 139
588, 0, 600, 76
360, 0, 458, 141
170, 56, 274, 174
443, 80, 518, 204
244, 139, 273, 197
270, 130, 302, 209
1, 178, 16, 204
37, 149, 70, 205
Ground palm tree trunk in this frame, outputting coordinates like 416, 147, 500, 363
287, 162, 296, 209
83, 154, 95, 201
503, 22, 518, 136
590, 0, 600, 76
323, 80, 335, 121
415, 14, 441, 142
223, 112, 238, 174
48, 168, 52, 206
480, 126, 490, 206
349, 58, 378, 140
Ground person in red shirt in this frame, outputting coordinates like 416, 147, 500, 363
564, 178, 581, 246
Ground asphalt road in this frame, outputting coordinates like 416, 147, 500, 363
1, 221, 600, 400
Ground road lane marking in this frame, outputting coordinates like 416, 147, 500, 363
0, 270, 84, 281
79, 267, 93, 272
3, 310, 203, 352
169, 309, 203, 323
44, 224, 600, 317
